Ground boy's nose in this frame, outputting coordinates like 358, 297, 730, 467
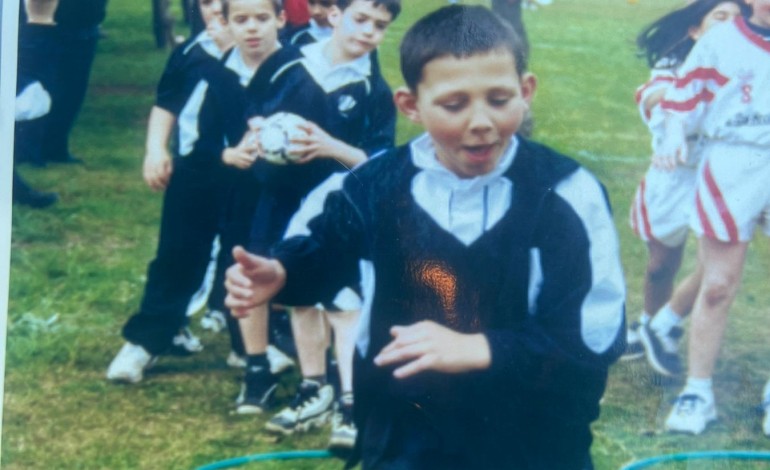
468, 106, 494, 131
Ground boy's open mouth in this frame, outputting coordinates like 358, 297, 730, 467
463, 143, 497, 160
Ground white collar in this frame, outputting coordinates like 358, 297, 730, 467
410, 133, 518, 190
225, 45, 279, 86
187, 30, 225, 59
307, 19, 333, 41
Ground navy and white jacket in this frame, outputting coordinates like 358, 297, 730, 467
273, 135, 626, 468
155, 31, 225, 118
245, 39, 395, 194
175, 47, 256, 168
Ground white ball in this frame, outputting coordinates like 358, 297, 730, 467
259, 112, 308, 165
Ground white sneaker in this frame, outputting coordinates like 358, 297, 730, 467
267, 344, 295, 374
265, 382, 334, 435
200, 309, 227, 333
329, 400, 357, 450
170, 327, 203, 354
226, 351, 247, 368
665, 393, 717, 435
106, 342, 155, 383
762, 380, 770, 437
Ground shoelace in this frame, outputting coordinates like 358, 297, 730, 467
290, 385, 321, 411
672, 394, 705, 415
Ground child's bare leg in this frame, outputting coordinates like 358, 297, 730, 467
291, 306, 327, 378
239, 304, 268, 354
668, 259, 704, 318
666, 237, 747, 433
325, 309, 360, 394
687, 237, 747, 379
644, 239, 686, 316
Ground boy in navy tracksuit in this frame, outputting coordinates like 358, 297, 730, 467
284, 0, 335, 46
226, 0, 399, 450
107, 0, 285, 383
226, 6, 625, 469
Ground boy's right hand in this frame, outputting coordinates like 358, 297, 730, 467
225, 246, 286, 318
222, 131, 259, 169
653, 118, 688, 171
143, 149, 173, 191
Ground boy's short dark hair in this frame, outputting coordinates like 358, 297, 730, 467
222, 0, 284, 19
400, 5, 527, 91
336, 0, 401, 20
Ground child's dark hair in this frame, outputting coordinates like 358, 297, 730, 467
637, 0, 748, 68
222, 0, 284, 19
400, 5, 526, 91
336, 0, 401, 21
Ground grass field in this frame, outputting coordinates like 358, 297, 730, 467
5, 0, 770, 469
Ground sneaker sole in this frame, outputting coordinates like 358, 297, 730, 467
665, 408, 717, 435
639, 326, 680, 377
236, 404, 267, 415
265, 410, 332, 436
328, 435, 356, 449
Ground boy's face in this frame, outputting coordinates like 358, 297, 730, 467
308, 0, 336, 28
227, 0, 285, 61
747, 0, 770, 27
199, 0, 224, 26
396, 49, 536, 179
328, 0, 392, 60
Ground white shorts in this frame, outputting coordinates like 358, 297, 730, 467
630, 165, 697, 247
690, 142, 770, 243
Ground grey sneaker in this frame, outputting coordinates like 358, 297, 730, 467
620, 321, 644, 361
665, 393, 717, 435
265, 382, 334, 435
639, 324, 683, 377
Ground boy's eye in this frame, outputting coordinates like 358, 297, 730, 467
489, 94, 513, 107
256, 14, 271, 22
374, 21, 389, 31
439, 100, 466, 112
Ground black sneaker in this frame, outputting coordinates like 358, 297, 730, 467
639, 323, 683, 377
235, 367, 277, 415
620, 321, 644, 361
265, 381, 334, 435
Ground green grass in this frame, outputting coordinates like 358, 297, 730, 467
5, 0, 770, 469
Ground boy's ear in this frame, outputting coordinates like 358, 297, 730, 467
394, 87, 421, 124
276, 10, 287, 28
520, 72, 537, 105
327, 5, 342, 28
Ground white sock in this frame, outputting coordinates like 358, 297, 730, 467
683, 377, 714, 403
650, 304, 682, 336
639, 311, 652, 325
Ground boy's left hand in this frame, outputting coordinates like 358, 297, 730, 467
289, 121, 340, 163
374, 320, 491, 379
